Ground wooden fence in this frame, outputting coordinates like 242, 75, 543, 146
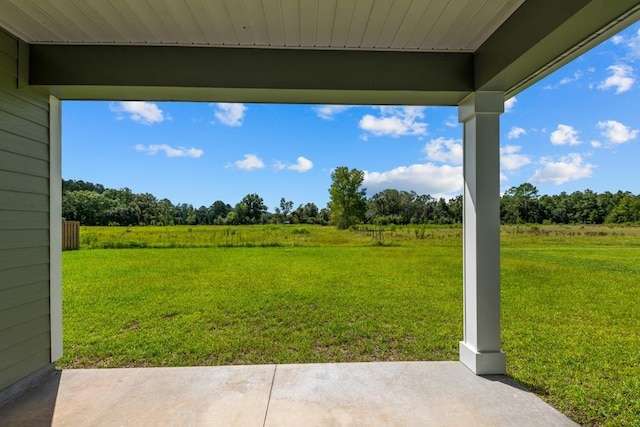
62, 220, 80, 250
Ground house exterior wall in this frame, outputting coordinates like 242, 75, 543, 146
0, 29, 53, 392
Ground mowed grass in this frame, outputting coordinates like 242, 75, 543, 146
61, 245, 463, 367
501, 244, 640, 425
60, 225, 640, 426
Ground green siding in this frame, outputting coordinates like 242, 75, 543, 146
0, 264, 49, 291
0, 51, 16, 77
0, 149, 48, 176
0, 190, 48, 212
0, 230, 49, 251
0, 129, 48, 160
0, 211, 49, 230
0, 299, 50, 331
0, 353, 50, 393
0, 281, 49, 311
0, 29, 52, 392
0, 109, 48, 142
0, 316, 50, 352
0, 332, 50, 370
0, 32, 16, 59
0, 90, 49, 125
0, 247, 49, 271
0, 169, 48, 194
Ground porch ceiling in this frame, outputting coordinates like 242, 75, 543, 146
1, 0, 640, 104
0, 0, 525, 52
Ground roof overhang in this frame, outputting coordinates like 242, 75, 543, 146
2, 0, 640, 105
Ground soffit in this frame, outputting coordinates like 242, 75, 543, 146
0, 0, 524, 52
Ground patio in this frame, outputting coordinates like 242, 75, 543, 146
0, 361, 575, 426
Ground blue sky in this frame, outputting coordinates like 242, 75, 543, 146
63, 21, 640, 211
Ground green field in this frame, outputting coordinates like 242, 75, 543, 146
61, 224, 640, 426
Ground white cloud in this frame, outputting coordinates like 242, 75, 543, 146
314, 105, 353, 120
504, 97, 517, 113
610, 29, 640, 59
550, 124, 581, 146
423, 137, 463, 165
559, 71, 583, 86
591, 140, 603, 148
530, 154, 595, 185
597, 120, 639, 144
231, 154, 264, 170
134, 144, 203, 158
508, 126, 526, 139
545, 71, 584, 90
598, 64, 634, 94
289, 156, 313, 172
628, 29, 640, 58
612, 35, 624, 45
274, 156, 314, 172
110, 101, 165, 125
444, 116, 459, 128
213, 103, 247, 126
500, 145, 531, 171
359, 106, 427, 137
363, 163, 462, 196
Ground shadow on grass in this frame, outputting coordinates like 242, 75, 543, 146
483, 374, 550, 397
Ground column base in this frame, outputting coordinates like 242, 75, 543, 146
459, 341, 506, 375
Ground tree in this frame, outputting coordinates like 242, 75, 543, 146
328, 166, 367, 229
501, 183, 540, 224
606, 194, 640, 223
448, 194, 463, 223
210, 200, 232, 223
235, 193, 268, 224
279, 198, 294, 221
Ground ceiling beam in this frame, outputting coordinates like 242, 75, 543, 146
28, 44, 473, 105
476, 0, 640, 97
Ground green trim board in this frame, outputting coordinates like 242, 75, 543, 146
29, 44, 473, 105
476, 0, 640, 96
29, 45, 473, 91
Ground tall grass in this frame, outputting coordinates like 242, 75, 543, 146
78, 224, 470, 249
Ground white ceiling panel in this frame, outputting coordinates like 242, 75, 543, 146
263, 0, 286, 47
299, 0, 318, 47
367, 0, 411, 49
315, 0, 336, 47
281, 0, 302, 46
0, 0, 526, 52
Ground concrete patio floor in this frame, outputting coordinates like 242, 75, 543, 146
0, 361, 576, 426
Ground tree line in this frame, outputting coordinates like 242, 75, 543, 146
62, 172, 640, 227
62, 180, 330, 226
326, 167, 640, 227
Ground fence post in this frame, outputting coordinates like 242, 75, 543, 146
62, 220, 80, 250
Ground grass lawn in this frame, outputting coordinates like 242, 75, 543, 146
61, 224, 640, 426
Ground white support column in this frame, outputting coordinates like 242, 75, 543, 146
50, 95, 63, 362
458, 92, 505, 375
